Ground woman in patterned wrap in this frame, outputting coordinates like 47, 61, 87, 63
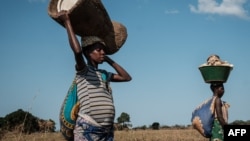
210, 83, 230, 141
57, 10, 132, 141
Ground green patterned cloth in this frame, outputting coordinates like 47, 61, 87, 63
210, 119, 224, 141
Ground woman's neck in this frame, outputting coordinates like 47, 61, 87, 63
88, 62, 98, 69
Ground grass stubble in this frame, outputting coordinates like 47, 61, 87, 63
1, 129, 209, 141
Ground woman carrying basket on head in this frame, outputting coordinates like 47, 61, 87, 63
57, 10, 132, 141
210, 82, 229, 141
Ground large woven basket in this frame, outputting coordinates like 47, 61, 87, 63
199, 66, 233, 83
48, 0, 127, 55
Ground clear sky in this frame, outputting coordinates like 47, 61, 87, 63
1, 0, 250, 130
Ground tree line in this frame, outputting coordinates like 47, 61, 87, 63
1, 109, 249, 135
115, 112, 250, 130
0, 109, 56, 138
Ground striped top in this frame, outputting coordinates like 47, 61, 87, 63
75, 66, 115, 127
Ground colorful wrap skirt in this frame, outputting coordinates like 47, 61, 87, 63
210, 119, 224, 141
74, 114, 114, 141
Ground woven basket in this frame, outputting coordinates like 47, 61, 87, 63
48, 0, 127, 55
199, 66, 233, 83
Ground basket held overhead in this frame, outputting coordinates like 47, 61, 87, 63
48, 0, 127, 55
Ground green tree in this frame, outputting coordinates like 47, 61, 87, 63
3, 109, 39, 133
117, 112, 130, 128
230, 120, 250, 125
0, 117, 4, 128
151, 122, 160, 130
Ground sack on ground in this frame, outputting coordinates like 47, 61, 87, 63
191, 96, 216, 138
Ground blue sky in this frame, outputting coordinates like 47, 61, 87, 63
1, 0, 250, 130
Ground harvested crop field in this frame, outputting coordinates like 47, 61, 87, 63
1, 129, 209, 141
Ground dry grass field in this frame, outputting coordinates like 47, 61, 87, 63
0, 129, 209, 141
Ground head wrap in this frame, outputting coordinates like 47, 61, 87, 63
81, 36, 106, 48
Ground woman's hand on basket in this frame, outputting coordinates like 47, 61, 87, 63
57, 10, 69, 23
